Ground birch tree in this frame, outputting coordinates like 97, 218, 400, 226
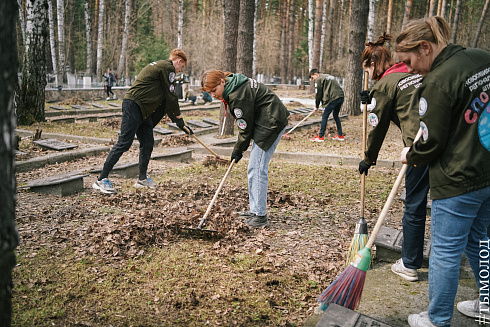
0, 0, 19, 324
308, 0, 314, 71
85, 0, 93, 75
319, 0, 327, 69
253, 0, 258, 78
56, 0, 66, 84
367, 0, 375, 42
344, 0, 369, 116
117, 0, 130, 83
237, 0, 255, 77
177, 0, 183, 49
96, 0, 104, 81
17, 0, 26, 44
19, 0, 47, 125
473, 0, 489, 48
47, 0, 58, 78
451, 0, 462, 44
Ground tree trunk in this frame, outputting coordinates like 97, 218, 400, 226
221, 0, 239, 136
451, 0, 462, 44
325, 0, 335, 67
117, 0, 130, 81
473, 0, 489, 48
96, 0, 104, 82
56, 0, 65, 84
0, 0, 19, 324
437, 0, 442, 16
84, 0, 93, 75
386, 0, 393, 35
288, 0, 296, 82
253, 0, 258, 78
20, 0, 47, 125
367, 0, 375, 42
47, 0, 57, 76
17, 0, 26, 45
312, 0, 323, 69
308, 0, 314, 70
280, 0, 288, 83
237, 0, 255, 78
440, 0, 447, 18
402, 0, 413, 30
177, 0, 183, 49
319, 0, 327, 69
344, 0, 369, 116
429, 0, 437, 16
337, 0, 345, 60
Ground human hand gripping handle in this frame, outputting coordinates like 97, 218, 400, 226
231, 152, 243, 164
360, 90, 371, 104
358, 161, 371, 175
176, 118, 194, 135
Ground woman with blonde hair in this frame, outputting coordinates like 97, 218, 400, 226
201, 70, 289, 228
396, 16, 490, 327
359, 33, 429, 283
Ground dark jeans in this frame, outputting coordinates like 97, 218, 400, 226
106, 85, 114, 96
319, 97, 343, 137
402, 164, 430, 269
99, 99, 154, 181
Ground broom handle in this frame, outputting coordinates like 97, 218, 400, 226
183, 126, 222, 159
365, 127, 423, 249
360, 72, 369, 218
284, 109, 316, 135
198, 159, 235, 228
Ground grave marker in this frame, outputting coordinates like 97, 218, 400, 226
202, 118, 219, 125
187, 120, 213, 128
50, 105, 67, 110
153, 127, 173, 135
34, 139, 78, 151
315, 303, 393, 327
21, 173, 88, 196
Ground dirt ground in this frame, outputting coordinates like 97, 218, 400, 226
12, 102, 416, 326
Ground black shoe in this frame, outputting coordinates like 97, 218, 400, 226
246, 214, 269, 228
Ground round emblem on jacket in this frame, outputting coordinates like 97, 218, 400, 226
478, 108, 490, 151
169, 72, 175, 83
170, 84, 175, 92
237, 119, 247, 130
419, 97, 428, 116
421, 121, 429, 141
368, 113, 378, 126
234, 108, 243, 118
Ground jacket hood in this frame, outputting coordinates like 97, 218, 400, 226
431, 44, 464, 72
223, 73, 249, 100
380, 62, 409, 79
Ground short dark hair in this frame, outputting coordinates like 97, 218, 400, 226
309, 69, 319, 78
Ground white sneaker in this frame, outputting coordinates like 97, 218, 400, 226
92, 178, 117, 194
113, 94, 117, 99
391, 258, 418, 281
408, 311, 437, 327
457, 299, 490, 319
106, 97, 110, 101
134, 176, 156, 188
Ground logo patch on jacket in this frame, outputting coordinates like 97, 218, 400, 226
169, 72, 175, 83
234, 108, 243, 118
420, 121, 428, 141
368, 113, 379, 126
237, 119, 247, 130
170, 84, 175, 92
419, 97, 428, 116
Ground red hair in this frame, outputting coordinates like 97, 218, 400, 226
200, 70, 232, 92
361, 33, 394, 80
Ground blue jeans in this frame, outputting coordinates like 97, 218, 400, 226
319, 97, 344, 137
428, 185, 490, 326
247, 127, 286, 216
100, 99, 154, 181
402, 165, 430, 269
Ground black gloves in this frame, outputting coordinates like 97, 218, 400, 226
231, 152, 243, 164
175, 118, 193, 135
360, 90, 371, 104
359, 161, 371, 175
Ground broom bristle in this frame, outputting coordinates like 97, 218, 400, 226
345, 234, 369, 266
317, 264, 366, 311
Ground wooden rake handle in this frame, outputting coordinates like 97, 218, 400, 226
360, 71, 369, 218
197, 159, 235, 229
183, 126, 221, 159
365, 127, 423, 249
284, 109, 316, 136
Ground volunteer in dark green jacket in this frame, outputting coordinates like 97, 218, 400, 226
201, 70, 290, 228
93, 49, 193, 194
359, 34, 428, 283
309, 69, 345, 141
396, 16, 490, 327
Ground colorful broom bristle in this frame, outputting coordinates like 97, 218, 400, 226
345, 233, 369, 266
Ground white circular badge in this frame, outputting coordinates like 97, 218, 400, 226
169, 72, 175, 83
237, 119, 247, 130
419, 97, 428, 116
420, 121, 429, 141
368, 113, 379, 126
234, 108, 243, 118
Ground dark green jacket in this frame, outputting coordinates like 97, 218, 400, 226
224, 74, 290, 153
406, 44, 490, 200
124, 59, 180, 121
364, 63, 423, 165
315, 74, 344, 108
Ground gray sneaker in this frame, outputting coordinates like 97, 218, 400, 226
134, 176, 156, 188
92, 178, 116, 194
246, 214, 269, 228
457, 299, 490, 318
408, 311, 437, 327
391, 258, 418, 281
238, 210, 254, 217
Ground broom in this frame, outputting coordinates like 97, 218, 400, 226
317, 127, 423, 311
345, 71, 370, 265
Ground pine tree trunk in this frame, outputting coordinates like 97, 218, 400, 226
440, 0, 447, 18
85, 0, 93, 75
451, 0, 462, 44
325, 0, 335, 67
319, 0, 327, 70
386, 0, 393, 34
312, 0, 323, 70
337, 0, 345, 60
47, 0, 58, 76
237, 0, 255, 78
0, 1, 19, 324
177, 0, 183, 49
308, 0, 314, 70
17, 0, 26, 46
402, 0, 413, 30
288, 0, 297, 82
56, 0, 65, 84
96, 0, 104, 82
473, 0, 489, 48
20, 0, 47, 125
429, 0, 437, 16
344, 0, 369, 116
280, 0, 288, 83
117, 0, 130, 80
253, 0, 258, 78
367, 0, 375, 42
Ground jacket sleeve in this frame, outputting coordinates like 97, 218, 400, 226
406, 83, 452, 165
315, 78, 324, 108
159, 65, 181, 121
229, 96, 255, 154
364, 90, 396, 165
